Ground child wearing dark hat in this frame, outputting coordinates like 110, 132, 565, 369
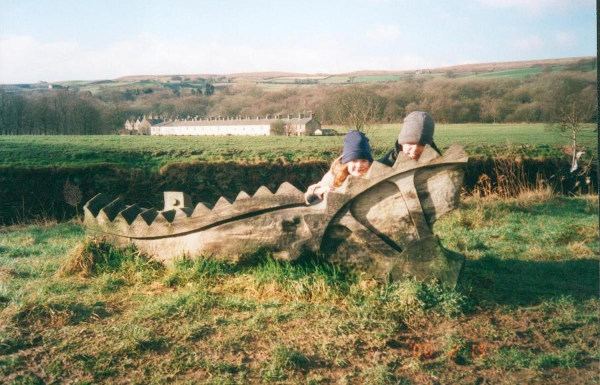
379, 111, 441, 166
304, 130, 373, 204
304, 111, 441, 204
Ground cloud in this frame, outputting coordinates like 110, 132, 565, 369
0, 34, 435, 83
365, 24, 401, 42
512, 35, 544, 51
554, 31, 575, 46
477, 0, 594, 15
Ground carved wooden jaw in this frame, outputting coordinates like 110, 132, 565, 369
84, 182, 307, 239
83, 144, 468, 287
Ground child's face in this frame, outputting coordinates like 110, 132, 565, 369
401, 143, 425, 160
347, 159, 371, 177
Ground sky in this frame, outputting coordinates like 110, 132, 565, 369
0, 0, 596, 83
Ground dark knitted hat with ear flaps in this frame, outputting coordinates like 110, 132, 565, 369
342, 130, 373, 165
398, 111, 435, 146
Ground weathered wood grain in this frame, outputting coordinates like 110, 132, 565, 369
84, 144, 468, 287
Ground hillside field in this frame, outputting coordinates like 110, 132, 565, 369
0, 123, 596, 171
0, 194, 597, 383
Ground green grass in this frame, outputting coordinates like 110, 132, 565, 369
475, 67, 544, 79
319, 76, 352, 84
474, 65, 595, 79
352, 74, 407, 83
0, 194, 597, 383
0, 124, 595, 171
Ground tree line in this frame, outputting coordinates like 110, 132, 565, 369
0, 70, 595, 135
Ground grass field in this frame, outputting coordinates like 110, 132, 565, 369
0, 124, 595, 172
318, 76, 353, 84
352, 75, 407, 83
476, 68, 544, 79
260, 75, 408, 85
0, 193, 597, 383
471, 66, 579, 79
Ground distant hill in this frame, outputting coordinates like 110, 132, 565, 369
113, 56, 595, 83
2, 56, 595, 92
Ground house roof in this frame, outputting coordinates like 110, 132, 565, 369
153, 117, 315, 127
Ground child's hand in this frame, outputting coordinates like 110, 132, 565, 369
305, 185, 333, 204
314, 185, 333, 199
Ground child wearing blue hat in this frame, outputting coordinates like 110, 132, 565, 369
305, 130, 373, 204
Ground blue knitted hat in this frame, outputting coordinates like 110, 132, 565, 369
342, 130, 373, 165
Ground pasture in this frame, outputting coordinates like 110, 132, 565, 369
0, 194, 597, 383
0, 123, 595, 171
0, 121, 597, 383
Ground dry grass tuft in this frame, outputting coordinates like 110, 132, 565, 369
56, 237, 116, 277
21, 236, 37, 247
566, 241, 597, 259
0, 267, 20, 282
514, 185, 554, 206
57, 238, 101, 277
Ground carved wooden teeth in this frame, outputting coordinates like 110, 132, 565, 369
100, 198, 126, 222
213, 196, 233, 211
117, 204, 143, 225
139, 208, 158, 225
275, 182, 304, 198
86, 180, 308, 230
235, 191, 251, 200
253, 186, 273, 197
191, 202, 213, 218
158, 209, 176, 223
84, 193, 114, 217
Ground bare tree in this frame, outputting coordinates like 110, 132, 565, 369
331, 86, 385, 135
545, 75, 597, 171
270, 120, 286, 136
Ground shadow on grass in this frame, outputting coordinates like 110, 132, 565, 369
463, 257, 599, 305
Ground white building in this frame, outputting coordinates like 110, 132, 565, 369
150, 114, 321, 136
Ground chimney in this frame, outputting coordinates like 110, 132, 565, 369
287, 114, 293, 120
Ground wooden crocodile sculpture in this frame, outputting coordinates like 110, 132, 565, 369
84, 144, 468, 287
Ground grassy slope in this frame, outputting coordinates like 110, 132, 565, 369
0, 194, 598, 384
0, 124, 595, 172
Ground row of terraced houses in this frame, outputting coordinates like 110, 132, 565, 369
124, 113, 324, 136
